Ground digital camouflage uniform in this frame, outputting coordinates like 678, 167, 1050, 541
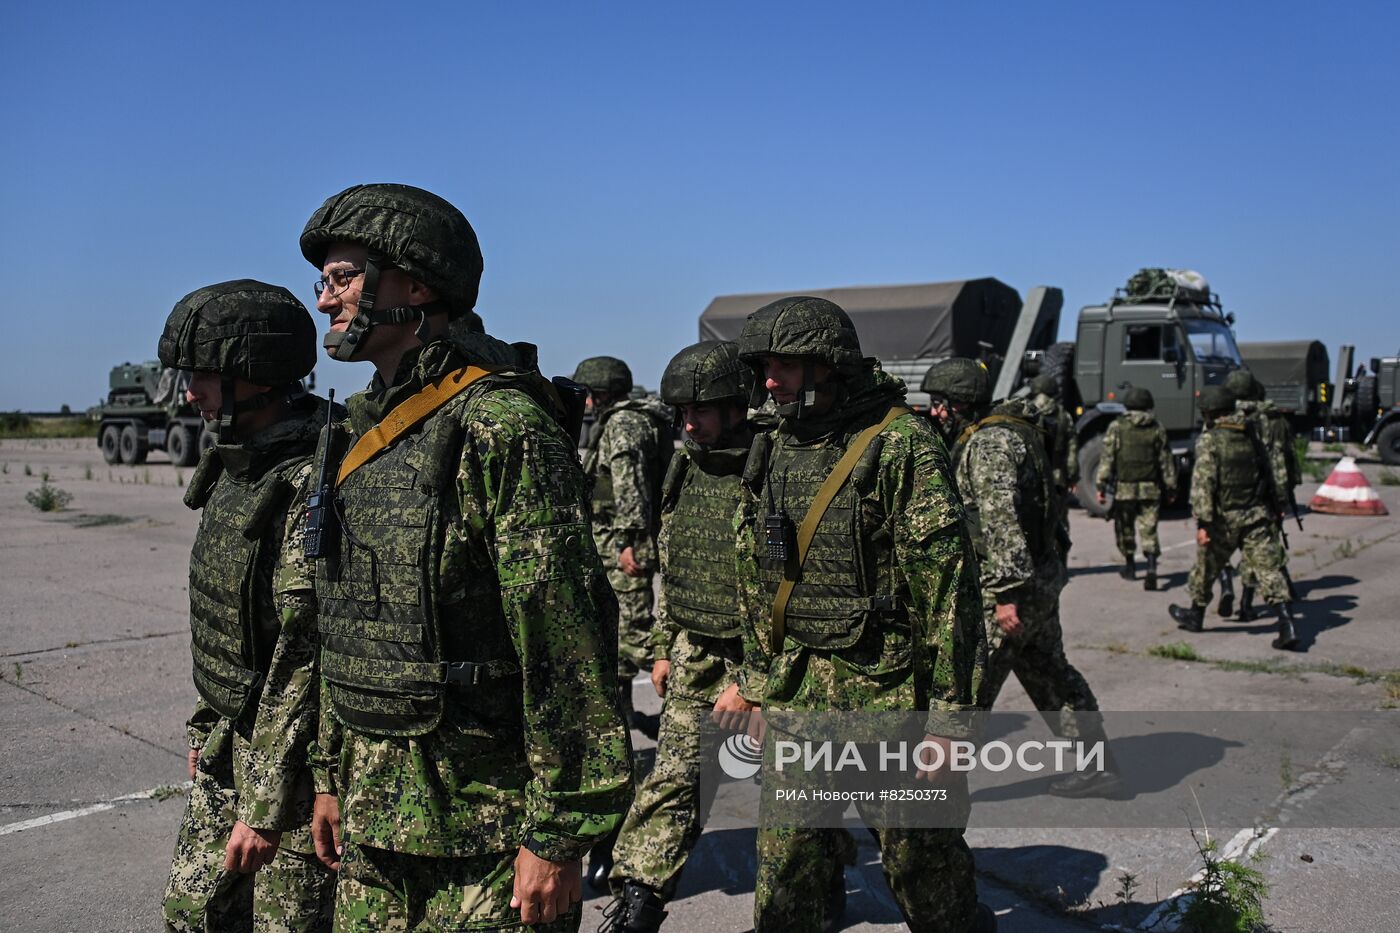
601, 344, 754, 930
1096, 407, 1177, 562
1171, 385, 1299, 649
576, 358, 674, 711
300, 185, 632, 931
737, 300, 989, 933
158, 281, 336, 933
1231, 370, 1298, 601
1028, 379, 1078, 553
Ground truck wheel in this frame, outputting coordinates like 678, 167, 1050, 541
1076, 434, 1111, 518
199, 427, 217, 455
167, 424, 199, 467
100, 424, 122, 464
1378, 421, 1400, 466
1042, 342, 1077, 407
119, 425, 148, 465
1353, 375, 1379, 436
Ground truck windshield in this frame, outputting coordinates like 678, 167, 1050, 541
1182, 319, 1242, 365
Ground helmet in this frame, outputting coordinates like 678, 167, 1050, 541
301, 184, 483, 360
158, 279, 317, 442
735, 297, 863, 375
1198, 385, 1235, 414
660, 341, 750, 406
1029, 373, 1058, 397
1224, 369, 1260, 402
920, 358, 991, 407
1123, 386, 1154, 411
159, 280, 316, 386
572, 356, 633, 396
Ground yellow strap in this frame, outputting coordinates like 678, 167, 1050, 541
770, 405, 909, 654
336, 365, 494, 486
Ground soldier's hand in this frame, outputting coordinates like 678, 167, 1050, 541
224, 821, 281, 874
914, 734, 954, 783
1196, 527, 1210, 547
187, 748, 200, 781
511, 847, 581, 925
651, 659, 671, 697
618, 546, 645, 578
712, 682, 759, 732
311, 792, 342, 871
994, 602, 1023, 636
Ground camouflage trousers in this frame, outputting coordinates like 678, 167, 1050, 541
163, 727, 335, 933
596, 528, 656, 690
1112, 499, 1161, 558
976, 585, 1102, 739
755, 823, 976, 933
335, 842, 579, 932
1188, 518, 1289, 606
1238, 523, 1290, 589
609, 630, 737, 899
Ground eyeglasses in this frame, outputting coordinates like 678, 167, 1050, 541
313, 267, 366, 299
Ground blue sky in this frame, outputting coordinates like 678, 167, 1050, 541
2, 1, 1396, 410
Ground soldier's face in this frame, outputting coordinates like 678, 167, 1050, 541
185, 372, 270, 422
680, 402, 726, 446
316, 243, 416, 358
763, 356, 832, 409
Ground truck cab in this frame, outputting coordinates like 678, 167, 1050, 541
1363, 355, 1400, 465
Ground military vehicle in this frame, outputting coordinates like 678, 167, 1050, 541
700, 269, 1241, 517
1361, 353, 1400, 464
93, 361, 208, 466
1238, 341, 1332, 431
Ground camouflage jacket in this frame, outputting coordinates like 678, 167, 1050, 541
1030, 391, 1080, 489
953, 403, 1062, 603
1238, 399, 1299, 491
735, 368, 985, 732
1096, 410, 1177, 501
1190, 412, 1283, 528
183, 401, 331, 832
309, 338, 631, 860
583, 396, 672, 568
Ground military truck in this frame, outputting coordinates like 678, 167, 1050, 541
93, 361, 208, 466
1361, 353, 1400, 464
699, 268, 1243, 518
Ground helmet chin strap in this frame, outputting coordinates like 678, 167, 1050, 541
216, 379, 306, 443
322, 253, 438, 361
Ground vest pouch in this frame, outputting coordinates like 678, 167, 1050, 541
780, 595, 903, 651
1116, 424, 1160, 483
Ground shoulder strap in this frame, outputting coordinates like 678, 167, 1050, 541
769, 405, 908, 653
337, 365, 495, 486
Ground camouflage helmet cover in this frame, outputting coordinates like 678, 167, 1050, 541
1123, 386, 1154, 410
660, 340, 751, 406
1224, 368, 1264, 402
1029, 373, 1058, 397
1198, 385, 1235, 413
158, 279, 317, 387
572, 356, 633, 395
735, 297, 863, 375
299, 184, 483, 316
920, 357, 991, 406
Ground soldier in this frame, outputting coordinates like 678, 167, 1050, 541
1169, 386, 1300, 650
1224, 369, 1300, 620
299, 183, 631, 931
922, 359, 1117, 799
735, 299, 994, 933
573, 355, 674, 724
600, 341, 756, 931
1095, 386, 1177, 590
1027, 372, 1079, 551
158, 281, 337, 933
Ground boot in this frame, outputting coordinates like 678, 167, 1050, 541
1169, 603, 1205, 633
1271, 604, 1301, 651
1143, 554, 1158, 591
1236, 586, 1255, 622
1216, 567, 1235, 617
1119, 555, 1136, 580
1049, 743, 1124, 799
586, 832, 617, 894
972, 902, 998, 932
821, 861, 847, 933
598, 882, 668, 933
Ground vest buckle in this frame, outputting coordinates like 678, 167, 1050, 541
444, 661, 485, 686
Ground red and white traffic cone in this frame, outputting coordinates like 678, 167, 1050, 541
1308, 457, 1390, 516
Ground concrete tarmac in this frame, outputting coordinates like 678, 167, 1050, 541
2, 438, 1397, 932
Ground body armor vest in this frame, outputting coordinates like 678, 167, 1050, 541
187, 452, 306, 719
747, 427, 899, 651
317, 384, 522, 737
584, 399, 673, 531
1116, 421, 1161, 483
954, 414, 1058, 565
1213, 423, 1269, 511
659, 451, 744, 639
